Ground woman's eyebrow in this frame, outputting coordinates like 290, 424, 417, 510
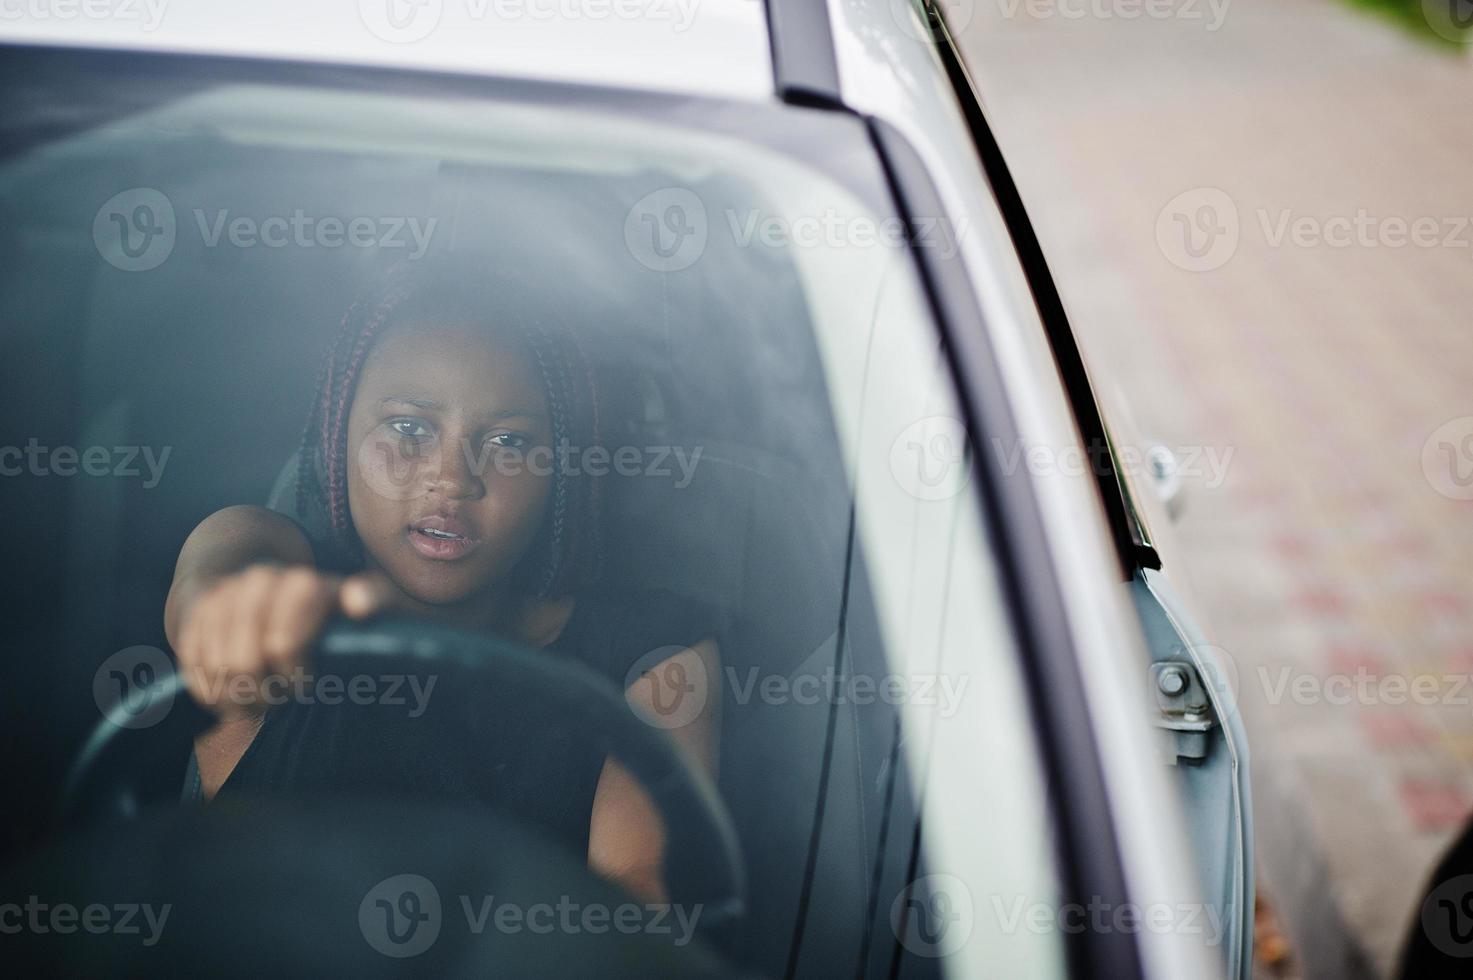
378, 396, 543, 422
478, 407, 546, 423
379, 395, 443, 410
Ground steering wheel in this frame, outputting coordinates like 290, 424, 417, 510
60, 618, 745, 921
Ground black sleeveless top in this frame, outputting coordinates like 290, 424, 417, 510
181, 587, 718, 860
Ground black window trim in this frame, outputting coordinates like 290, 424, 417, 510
867, 116, 1146, 980
923, 0, 1162, 577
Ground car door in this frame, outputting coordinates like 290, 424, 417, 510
921, 4, 1254, 977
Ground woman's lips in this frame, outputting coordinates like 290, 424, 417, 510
407, 515, 480, 561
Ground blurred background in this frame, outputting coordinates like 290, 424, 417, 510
954, 0, 1473, 977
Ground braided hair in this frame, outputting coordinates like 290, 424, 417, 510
296, 263, 602, 598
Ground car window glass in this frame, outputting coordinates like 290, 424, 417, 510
1, 59, 1063, 978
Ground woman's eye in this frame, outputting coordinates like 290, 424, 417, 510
388, 419, 430, 439
489, 432, 529, 450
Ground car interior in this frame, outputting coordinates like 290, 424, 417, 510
0, 57, 939, 978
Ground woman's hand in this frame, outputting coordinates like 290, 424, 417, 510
175, 564, 396, 719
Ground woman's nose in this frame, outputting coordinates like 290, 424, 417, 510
427, 434, 485, 499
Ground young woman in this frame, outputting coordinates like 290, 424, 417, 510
163, 266, 719, 902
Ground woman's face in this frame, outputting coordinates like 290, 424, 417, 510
345, 320, 553, 606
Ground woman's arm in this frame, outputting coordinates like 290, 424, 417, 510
587, 638, 721, 902
165, 505, 389, 795
165, 505, 317, 647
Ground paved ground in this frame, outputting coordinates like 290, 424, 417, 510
954, 2, 1473, 977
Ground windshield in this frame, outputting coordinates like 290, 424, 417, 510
0, 49, 1064, 980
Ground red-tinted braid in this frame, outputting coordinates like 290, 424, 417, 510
327, 291, 409, 533
298, 284, 413, 541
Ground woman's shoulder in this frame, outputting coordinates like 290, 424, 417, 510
174, 505, 318, 577
556, 587, 725, 689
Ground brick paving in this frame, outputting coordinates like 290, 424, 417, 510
954, 1, 1473, 976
